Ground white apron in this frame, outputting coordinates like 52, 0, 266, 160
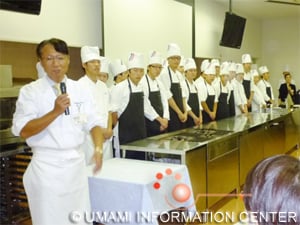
23, 148, 91, 225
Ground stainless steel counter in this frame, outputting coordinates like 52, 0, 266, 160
120, 108, 300, 211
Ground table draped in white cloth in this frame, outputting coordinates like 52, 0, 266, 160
87, 158, 196, 225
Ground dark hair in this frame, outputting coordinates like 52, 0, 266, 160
284, 73, 291, 79
243, 155, 300, 225
36, 38, 69, 59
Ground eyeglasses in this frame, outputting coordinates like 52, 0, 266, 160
168, 56, 181, 61
150, 65, 163, 70
42, 55, 66, 63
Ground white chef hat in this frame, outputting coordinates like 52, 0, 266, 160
80, 46, 101, 64
220, 62, 229, 75
184, 58, 197, 71
200, 59, 210, 72
179, 55, 185, 67
148, 50, 162, 65
162, 59, 168, 68
36, 62, 47, 79
211, 59, 220, 67
258, 66, 269, 75
204, 62, 216, 75
110, 59, 127, 77
241, 53, 252, 64
166, 43, 181, 58
228, 62, 236, 72
100, 57, 110, 74
128, 52, 144, 69
250, 69, 259, 79
236, 63, 244, 74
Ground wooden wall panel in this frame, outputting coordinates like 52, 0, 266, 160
0, 41, 85, 83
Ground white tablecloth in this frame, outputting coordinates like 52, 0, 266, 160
87, 158, 195, 225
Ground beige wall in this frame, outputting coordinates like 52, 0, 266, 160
0, 0, 102, 48
194, 0, 262, 63
261, 17, 300, 93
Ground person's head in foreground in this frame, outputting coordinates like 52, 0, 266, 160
243, 155, 300, 225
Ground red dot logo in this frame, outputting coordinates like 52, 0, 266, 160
172, 183, 191, 203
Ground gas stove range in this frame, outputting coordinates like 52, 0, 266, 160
165, 128, 232, 142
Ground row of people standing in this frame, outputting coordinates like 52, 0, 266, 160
86, 44, 280, 160
76, 43, 296, 161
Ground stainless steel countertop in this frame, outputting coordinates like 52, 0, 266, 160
121, 107, 297, 153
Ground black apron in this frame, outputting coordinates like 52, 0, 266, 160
216, 83, 230, 120
202, 82, 215, 124
185, 80, 200, 128
228, 89, 235, 117
145, 75, 164, 137
243, 78, 251, 111
264, 81, 272, 106
167, 67, 185, 132
242, 79, 251, 99
118, 79, 146, 160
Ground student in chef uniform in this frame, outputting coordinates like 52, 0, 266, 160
98, 57, 110, 84
214, 62, 231, 120
184, 58, 203, 127
198, 62, 218, 123
140, 50, 170, 137
12, 38, 104, 225
109, 59, 128, 157
211, 58, 221, 86
159, 43, 189, 131
228, 62, 237, 116
110, 52, 158, 160
250, 69, 266, 112
232, 63, 248, 115
194, 59, 210, 87
78, 46, 113, 163
110, 59, 128, 85
242, 54, 254, 111
257, 66, 275, 106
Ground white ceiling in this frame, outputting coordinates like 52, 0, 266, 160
214, 0, 300, 19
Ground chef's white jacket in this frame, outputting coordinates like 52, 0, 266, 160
12, 75, 102, 150
232, 79, 247, 115
140, 74, 171, 120
184, 79, 203, 111
110, 78, 158, 121
257, 79, 274, 102
213, 80, 231, 103
197, 81, 218, 103
252, 84, 266, 112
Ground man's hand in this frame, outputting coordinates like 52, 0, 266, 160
92, 147, 103, 174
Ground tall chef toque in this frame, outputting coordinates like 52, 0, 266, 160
110, 59, 127, 77
167, 43, 181, 58
258, 66, 269, 75
211, 59, 220, 67
100, 57, 110, 74
128, 52, 144, 69
200, 59, 210, 73
236, 63, 245, 74
81, 46, 101, 63
242, 53, 252, 64
220, 62, 230, 75
204, 62, 216, 75
184, 58, 197, 71
148, 50, 163, 65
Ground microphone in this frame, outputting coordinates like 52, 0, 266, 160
60, 82, 70, 115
